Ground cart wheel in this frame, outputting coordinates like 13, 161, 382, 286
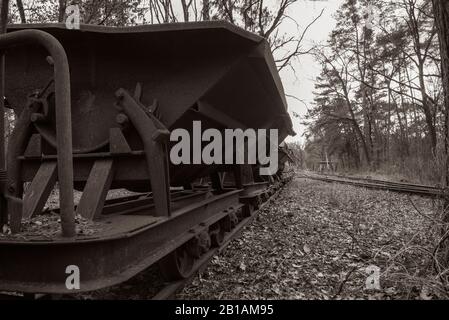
210, 223, 224, 247
159, 243, 194, 281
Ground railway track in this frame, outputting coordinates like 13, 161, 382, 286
301, 172, 446, 198
152, 179, 289, 300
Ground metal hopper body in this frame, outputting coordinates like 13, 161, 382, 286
5, 22, 293, 188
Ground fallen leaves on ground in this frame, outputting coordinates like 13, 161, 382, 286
0, 188, 138, 240
178, 176, 446, 300
0, 212, 103, 239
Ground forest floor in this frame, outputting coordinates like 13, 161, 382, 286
177, 175, 449, 300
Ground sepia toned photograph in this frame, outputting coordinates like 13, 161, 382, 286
0, 0, 448, 310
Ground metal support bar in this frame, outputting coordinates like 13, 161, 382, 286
0, 29, 75, 236
210, 172, 223, 191
0, 0, 10, 228
0, 0, 9, 169
24, 134, 42, 158
115, 88, 171, 217
4, 101, 36, 230
22, 161, 57, 220
76, 159, 114, 220
109, 128, 131, 155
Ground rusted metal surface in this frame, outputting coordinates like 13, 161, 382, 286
115, 88, 171, 217
75, 159, 114, 220
0, 0, 10, 228
0, 179, 286, 294
5, 22, 293, 153
0, 21, 295, 295
0, 0, 9, 169
0, 189, 241, 293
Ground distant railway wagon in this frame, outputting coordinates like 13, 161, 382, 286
0, 20, 294, 294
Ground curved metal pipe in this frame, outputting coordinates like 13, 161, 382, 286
0, 0, 10, 228
0, 29, 75, 237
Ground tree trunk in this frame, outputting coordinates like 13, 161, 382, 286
418, 63, 437, 151
58, 0, 67, 22
432, 0, 449, 268
202, 0, 210, 20
162, 0, 170, 23
433, 1, 449, 187
181, 0, 190, 22
16, 0, 25, 23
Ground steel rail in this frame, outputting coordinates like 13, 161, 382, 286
0, 29, 75, 236
302, 173, 445, 198
320, 173, 441, 190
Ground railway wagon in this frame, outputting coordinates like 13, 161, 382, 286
0, 21, 294, 294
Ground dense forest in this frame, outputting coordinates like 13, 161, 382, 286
304, 0, 446, 184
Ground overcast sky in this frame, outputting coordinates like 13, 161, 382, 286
278, 0, 341, 143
